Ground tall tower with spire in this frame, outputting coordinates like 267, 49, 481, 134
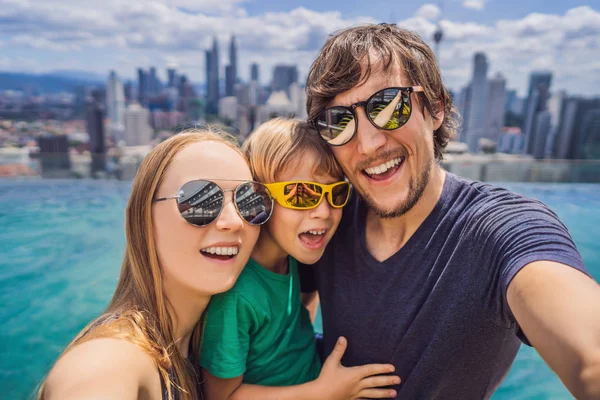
205, 36, 220, 115
225, 36, 238, 97
433, 1, 444, 60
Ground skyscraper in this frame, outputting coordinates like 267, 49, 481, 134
484, 73, 506, 144
107, 71, 125, 128
86, 97, 106, 173
124, 104, 153, 146
149, 67, 160, 96
205, 37, 220, 115
225, 36, 238, 97
251, 63, 259, 82
137, 68, 148, 105
523, 71, 552, 155
38, 135, 70, 177
465, 52, 488, 152
532, 110, 551, 159
457, 84, 471, 142
272, 65, 298, 96
554, 97, 600, 159
167, 66, 177, 88
580, 109, 600, 159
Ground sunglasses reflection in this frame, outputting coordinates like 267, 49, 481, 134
284, 182, 322, 208
176, 180, 272, 226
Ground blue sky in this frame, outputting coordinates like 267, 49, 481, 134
0, 0, 599, 96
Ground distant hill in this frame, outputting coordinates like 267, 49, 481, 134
0, 71, 105, 94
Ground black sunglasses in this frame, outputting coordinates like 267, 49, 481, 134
311, 86, 424, 146
153, 179, 274, 227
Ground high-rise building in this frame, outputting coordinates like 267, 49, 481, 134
167, 66, 177, 88
523, 72, 552, 121
38, 135, 70, 175
74, 85, 88, 117
251, 63, 259, 82
149, 67, 160, 96
86, 97, 106, 173
123, 81, 135, 103
124, 104, 153, 146
107, 71, 125, 128
484, 73, 506, 145
580, 109, 600, 159
532, 110, 551, 159
225, 36, 238, 97
457, 84, 471, 142
465, 52, 488, 152
272, 65, 298, 96
289, 82, 307, 119
219, 96, 238, 122
137, 68, 148, 105
205, 37, 220, 115
554, 97, 600, 159
523, 71, 552, 155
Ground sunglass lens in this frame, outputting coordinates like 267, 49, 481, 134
283, 182, 323, 208
331, 183, 351, 207
177, 180, 223, 226
235, 182, 273, 225
316, 107, 356, 145
367, 88, 411, 130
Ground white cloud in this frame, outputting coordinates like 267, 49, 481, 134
463, 0, 486, 11
415, 4, 441, 20
0, 1, 598, 96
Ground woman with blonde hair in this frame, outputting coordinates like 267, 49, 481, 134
39, 128, 274, 400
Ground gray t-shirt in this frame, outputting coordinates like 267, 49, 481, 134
299, 172, 587, 399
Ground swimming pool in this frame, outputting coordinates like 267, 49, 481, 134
0, 179, 598, 399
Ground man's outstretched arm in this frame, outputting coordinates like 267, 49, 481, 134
508, 261, 600, 400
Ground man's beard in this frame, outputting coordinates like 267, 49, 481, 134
361, 155, 433, 219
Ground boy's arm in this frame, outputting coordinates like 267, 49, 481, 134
301, 291, 319, 323
203, 337, 400, 400
203, 369, 317, 400
202, 370, 243, 400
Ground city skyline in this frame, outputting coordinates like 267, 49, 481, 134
0, 2, 598, 96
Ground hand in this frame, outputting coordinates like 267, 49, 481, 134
314, 337, 400, 399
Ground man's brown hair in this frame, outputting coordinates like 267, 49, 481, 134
306, 23, 459, 161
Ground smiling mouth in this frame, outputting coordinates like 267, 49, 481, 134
362, 156, 405, 179
298, 229, 326, 247
200, 246, 239, 261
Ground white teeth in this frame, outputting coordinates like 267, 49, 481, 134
306, 230, 326, 236
364, 157, 403, 175
200, 246, 239, 256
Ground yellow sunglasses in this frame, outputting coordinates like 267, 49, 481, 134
264, 181, 351, 210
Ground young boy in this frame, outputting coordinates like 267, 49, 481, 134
199, 118, 400, 399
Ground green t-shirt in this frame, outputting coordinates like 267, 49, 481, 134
199, 257, 321, 386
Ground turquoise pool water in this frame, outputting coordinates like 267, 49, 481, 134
1, 179, 598, 399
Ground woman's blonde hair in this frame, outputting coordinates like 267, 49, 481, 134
39, 128, 245, 400
243, 117, 343, 184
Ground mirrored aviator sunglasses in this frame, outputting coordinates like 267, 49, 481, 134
313, 86, 424, 146
153, 179, 274, 227
264, 181, 351, 210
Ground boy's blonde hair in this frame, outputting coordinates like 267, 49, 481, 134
243, 117, 344, 184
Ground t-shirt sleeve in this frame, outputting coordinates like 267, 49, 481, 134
199, 292, 256, 378
298, 262, 317, 293
483, 194, 588, 343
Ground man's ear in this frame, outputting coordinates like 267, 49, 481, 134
432, 96, 445, 131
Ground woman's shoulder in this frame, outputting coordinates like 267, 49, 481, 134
43, 337, 161, 399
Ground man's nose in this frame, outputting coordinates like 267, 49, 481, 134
355, 108, 387, 156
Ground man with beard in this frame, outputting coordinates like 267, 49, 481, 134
300, 23, 600, 399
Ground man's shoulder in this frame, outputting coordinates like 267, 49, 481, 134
448, 173, 550, 216
447, 174, 563, 236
